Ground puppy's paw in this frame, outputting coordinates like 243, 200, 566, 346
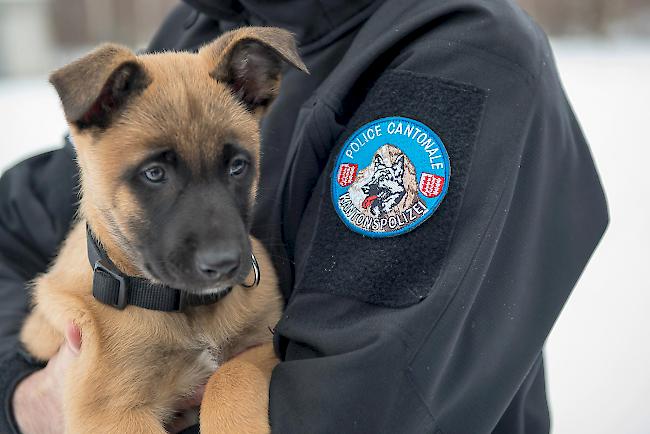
200, 343, 278, 434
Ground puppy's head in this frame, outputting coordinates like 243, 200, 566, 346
50, 27, 307, 294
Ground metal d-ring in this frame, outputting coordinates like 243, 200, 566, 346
241, 253, 260, 288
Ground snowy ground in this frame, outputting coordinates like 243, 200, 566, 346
1, 39, 649, 433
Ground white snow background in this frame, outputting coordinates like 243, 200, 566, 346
0, 39, 649, 433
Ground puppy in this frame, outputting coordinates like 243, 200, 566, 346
19, 27, 307, 433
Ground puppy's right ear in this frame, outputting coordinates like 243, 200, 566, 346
49, 44, 150, 130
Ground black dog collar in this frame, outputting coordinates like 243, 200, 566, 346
86, 226, 233, 312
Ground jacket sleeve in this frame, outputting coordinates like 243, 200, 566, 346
0, 140, 78, 355
0, 139, 78, 434
268, 26, 608, 434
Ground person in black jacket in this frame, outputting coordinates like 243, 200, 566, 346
0, 0, 608, 433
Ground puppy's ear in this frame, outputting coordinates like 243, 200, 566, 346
49, 43, 150, 130
201, 27, 308, 114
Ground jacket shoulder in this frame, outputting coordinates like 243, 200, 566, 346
390, 0, 551, 82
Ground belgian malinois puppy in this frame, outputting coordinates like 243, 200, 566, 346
19, 27, 307, 433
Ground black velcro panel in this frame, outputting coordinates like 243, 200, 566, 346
294, 70, 486, 307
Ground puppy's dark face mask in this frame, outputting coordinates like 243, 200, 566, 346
123, 139, 256, 293
49, 28, 307, 293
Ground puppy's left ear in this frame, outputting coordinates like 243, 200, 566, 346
201, 27, 308, 114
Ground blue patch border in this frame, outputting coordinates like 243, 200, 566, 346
331, 116, 451, 238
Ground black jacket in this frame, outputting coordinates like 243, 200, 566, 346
0, 0, 608, 433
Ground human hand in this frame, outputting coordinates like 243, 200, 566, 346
12, 322, 82, 434
13, 322, 205, 433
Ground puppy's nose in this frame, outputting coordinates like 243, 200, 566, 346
195, 247, 240, 280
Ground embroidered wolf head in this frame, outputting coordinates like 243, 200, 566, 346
361, 153, 407, 217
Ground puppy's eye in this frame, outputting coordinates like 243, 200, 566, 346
142, 165, 166, 183
229, 157, 249, 177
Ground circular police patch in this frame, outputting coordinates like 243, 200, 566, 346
331, 116, 450, 237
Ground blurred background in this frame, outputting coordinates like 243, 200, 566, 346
0, 0, 649, 432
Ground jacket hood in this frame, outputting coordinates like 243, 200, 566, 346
182, 0, 379, 45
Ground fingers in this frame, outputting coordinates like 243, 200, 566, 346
48, 322, 81, 375
64, 321, 82, 354
12, 323, 81, 434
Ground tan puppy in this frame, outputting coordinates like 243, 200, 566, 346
19, 27, 307, 433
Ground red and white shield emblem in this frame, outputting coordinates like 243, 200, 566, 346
419, 173, 445, 198
337, 163, 358, 187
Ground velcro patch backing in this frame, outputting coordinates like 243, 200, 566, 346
294, 70, 486, 307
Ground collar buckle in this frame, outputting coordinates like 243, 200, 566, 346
173, 291, 187, 313
93, 260, 128, 310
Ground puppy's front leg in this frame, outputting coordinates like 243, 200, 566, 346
20, 307, 64, 361
200, 343, 278, 434
62, 334, 168, 434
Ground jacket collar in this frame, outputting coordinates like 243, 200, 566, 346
182, 0, 379, 45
